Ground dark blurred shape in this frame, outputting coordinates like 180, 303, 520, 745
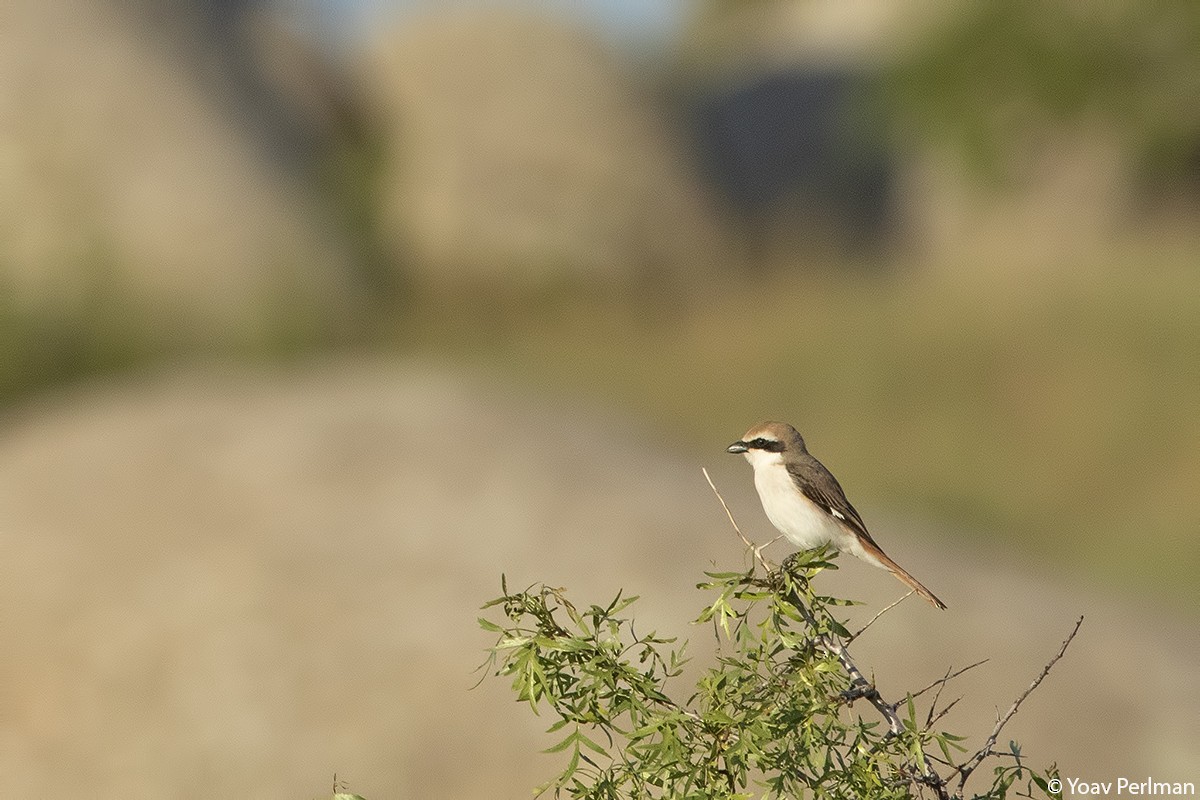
672, 0, 1200, 270
132, 0, 364, 171
689, 67, 894, 256
670, 1, 906, 266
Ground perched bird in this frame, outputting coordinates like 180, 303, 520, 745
728, 421, 947, 609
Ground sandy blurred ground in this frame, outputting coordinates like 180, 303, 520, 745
0, 359, 1195, 798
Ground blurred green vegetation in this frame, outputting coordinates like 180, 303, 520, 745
884, 0, 1200, 188
392, 246, 1200, 610
0, 261, 155, 402
0, 255, 365, 406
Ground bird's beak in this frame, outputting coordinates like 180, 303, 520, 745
726, 441, 748, 454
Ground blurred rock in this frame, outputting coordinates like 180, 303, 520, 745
357, 8, 734, 287
0, 360, 1195, 797
0, 0, 361, 339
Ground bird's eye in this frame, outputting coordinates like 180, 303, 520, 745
751, 438, 768, 448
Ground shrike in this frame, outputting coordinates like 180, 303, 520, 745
728, 421, 947, 609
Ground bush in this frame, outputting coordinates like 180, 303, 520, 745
479, 547, 1077, 799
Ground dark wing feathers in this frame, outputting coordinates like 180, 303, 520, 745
786, 455, 948, 609
785, 459, 880, 547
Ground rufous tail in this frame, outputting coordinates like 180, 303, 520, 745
865, 545, 948, 610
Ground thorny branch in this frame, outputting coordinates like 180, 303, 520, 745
955, 615, 1085, 794
913, 660, 990, 701
702, 468, 1083, 800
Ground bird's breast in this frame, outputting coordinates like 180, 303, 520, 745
752, 464, 852, 551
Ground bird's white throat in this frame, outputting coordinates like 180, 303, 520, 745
746, 457, 865, 557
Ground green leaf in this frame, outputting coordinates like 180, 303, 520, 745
543, 729, 578, 753
576, 731, 609, 756
494, 635, 533, 650
545, 717, 571, 733
702, 570, 747, 580
607, 591, 640, 615
482, 562, 1065, 800
937, 733, 956, 762
562, 741, 581, 783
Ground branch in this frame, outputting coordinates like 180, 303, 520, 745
925, 665, 954, 728
847, 590, 914, 644
929, 696, 962, 727
702, 467, 780, 572
700, 470, 958, 800
784, 581, 954, 797
702, 472, 906, 737
784, 584, 907, 739
912, 659, 989, 701
956, 615, 1084, 794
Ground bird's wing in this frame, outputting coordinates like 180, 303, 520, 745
787, 458, 949, 610
785, 459, 880, 547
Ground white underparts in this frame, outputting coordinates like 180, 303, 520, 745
745, 453, 886, 570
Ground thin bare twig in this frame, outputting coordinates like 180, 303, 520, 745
925, 665, 954, 728
848, 590, 914, 643
956, 615, 1085, 793
929, 696, 962, 728
912, 659, 990, 701
701, 467, 779, 572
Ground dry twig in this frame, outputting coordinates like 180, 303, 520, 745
912, 659, 989, 701
702, 467, 781, 572
848, 590, 914, 643
955, 615, 1085, 794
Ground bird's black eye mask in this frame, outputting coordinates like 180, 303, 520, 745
750, 437, 786, 453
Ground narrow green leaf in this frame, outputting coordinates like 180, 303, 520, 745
494, 636, 532, 651
562, 742, 581, 783
543, 729, 578, 753
576, 731, 609, 756
937, 734, 955, 762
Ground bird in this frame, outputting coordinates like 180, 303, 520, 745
727, 421, 947, 609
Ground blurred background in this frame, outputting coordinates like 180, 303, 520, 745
1, 0, 1197, 796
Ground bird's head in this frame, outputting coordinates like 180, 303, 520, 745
727, 421, 806, 466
